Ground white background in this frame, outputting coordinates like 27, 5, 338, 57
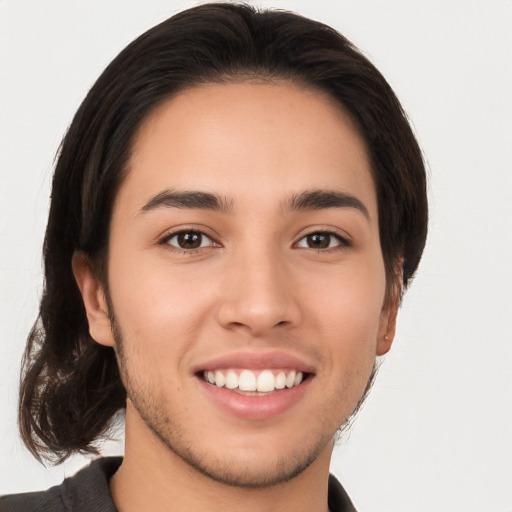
1, 1, 511, 511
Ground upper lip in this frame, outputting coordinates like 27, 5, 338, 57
192, 350, 316, 375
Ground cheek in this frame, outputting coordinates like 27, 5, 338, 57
107, 255, 216, 361
311, 268, 385, 415
304, 259, 386, 357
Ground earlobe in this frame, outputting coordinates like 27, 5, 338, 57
376, 308, 397, 356
376, 268, 402, 356
72, 251, 115, 347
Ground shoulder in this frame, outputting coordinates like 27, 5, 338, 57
328, 473, 357, 512
0, 485, 63, 512
0, 457, 122, 512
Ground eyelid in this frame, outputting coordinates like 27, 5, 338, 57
294, 233, 349, 251
293, 227, 352, 248
156, 225, 351, 252
158, 226, 221, 251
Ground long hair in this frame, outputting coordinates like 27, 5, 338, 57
19, 2, 428, 463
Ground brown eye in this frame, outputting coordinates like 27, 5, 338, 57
177, 232, 201, 249
166, 231, 213, 250
306, 233, 330, 249
296, 232, 345, 250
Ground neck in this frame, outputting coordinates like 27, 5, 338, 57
110, 403, 333, 512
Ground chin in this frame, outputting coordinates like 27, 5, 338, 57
161, 436, 330, 489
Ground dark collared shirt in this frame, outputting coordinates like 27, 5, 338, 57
0, 457, 356, 511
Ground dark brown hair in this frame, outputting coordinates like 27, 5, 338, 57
19, 2, 428, 463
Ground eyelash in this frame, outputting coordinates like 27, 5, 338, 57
159, 229, 350, 254
294, 231, 350, 251
160, 229, 218, 253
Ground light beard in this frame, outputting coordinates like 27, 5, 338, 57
126, 392, 331, 489
109, 307, 377, 488
335, 361, 379, 443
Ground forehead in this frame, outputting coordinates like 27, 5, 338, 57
119, 81, 376, 217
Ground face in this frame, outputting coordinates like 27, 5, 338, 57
76, 81, 396, 487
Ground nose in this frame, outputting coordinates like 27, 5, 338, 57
216, 247, 302, 336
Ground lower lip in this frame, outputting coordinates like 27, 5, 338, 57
198, 377, 312, 420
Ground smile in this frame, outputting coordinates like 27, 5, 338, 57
202, 369, 304, 393
195, 352, 314, 419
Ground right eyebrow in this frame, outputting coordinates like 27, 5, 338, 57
139, 189, 233, 215
286, 189, 370, 221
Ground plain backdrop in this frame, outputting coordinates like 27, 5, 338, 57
1, 1, 511, 511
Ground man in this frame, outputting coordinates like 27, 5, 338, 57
1, 3, 427, 511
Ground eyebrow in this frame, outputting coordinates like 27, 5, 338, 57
139, 188, 369, 220
287, 189, 370, 220
140, 189, 233, 214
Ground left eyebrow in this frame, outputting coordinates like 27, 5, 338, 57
139, 189, 233, 215
286, 189, 370, 220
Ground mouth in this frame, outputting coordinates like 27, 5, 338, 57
200, 368, 309, 395
194, 351, 315, 419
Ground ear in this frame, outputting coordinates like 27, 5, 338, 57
72, 251, 115, 347
376, 266, 402, 356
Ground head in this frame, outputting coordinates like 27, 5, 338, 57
19, 2, 427, 475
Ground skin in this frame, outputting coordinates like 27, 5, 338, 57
74, 81, 398, 511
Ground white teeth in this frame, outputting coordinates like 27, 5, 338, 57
203, 368, 306, 392
225, 370, 238, 389
285, 370, 296, 388
239, 370, 257, 391
275, 371, 286, 389
214, 370, 226, 387
257, 370, 275, 392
